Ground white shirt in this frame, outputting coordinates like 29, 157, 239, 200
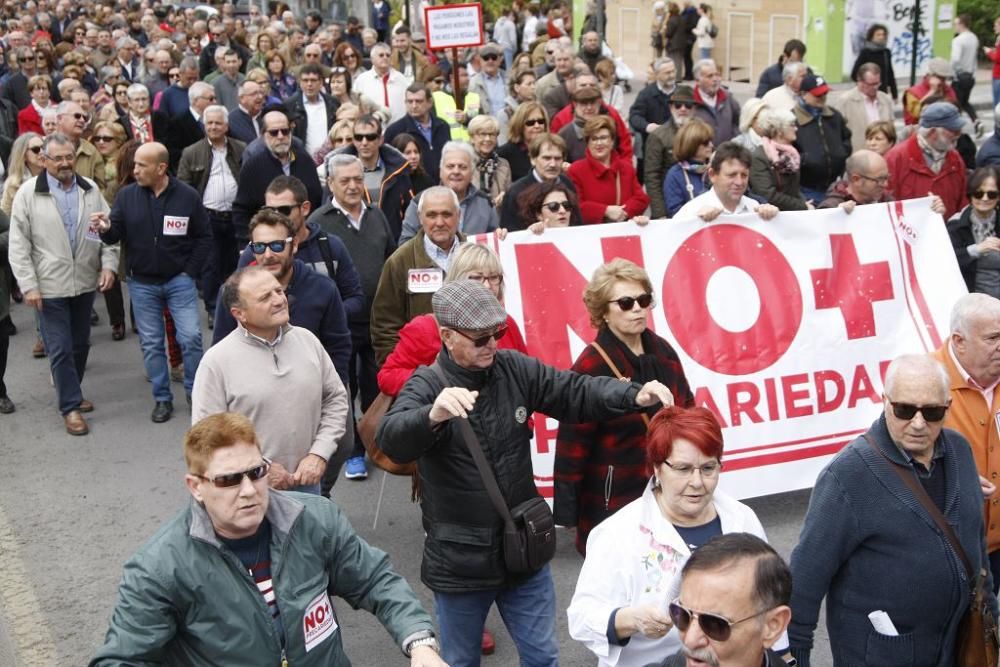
202, 143, 238, 211
330, 195, 367, 232
354, 68, 408, 123
303, 96, 328, 157
674, 187, 759, 220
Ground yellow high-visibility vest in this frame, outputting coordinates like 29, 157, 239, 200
432, 90, 480, 142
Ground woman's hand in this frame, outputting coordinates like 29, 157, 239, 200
977, 237, 1000, 255
528, 221, 546, 234
605, 205, 628, 222
632, 215, 650, 226
616, 605, 674, 640
495, 228, 508, 241
493, 191, 505, 208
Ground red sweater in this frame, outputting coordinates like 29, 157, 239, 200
990, 38, 1000, 79
17, 103, 43, 136
377, 313, 528, 397
550, 104, 634, 162
884, 134, 968, 221
567, 150, 650, 224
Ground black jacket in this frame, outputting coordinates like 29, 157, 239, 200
384, 114, 452, 183
284, 91, 339, 147
232, 144, 324, 244
755, 62, 784, 98
102, 177, 211, 283
164, 110, 205, 173
335, 143, 413, 240
227, 107, 259, 144
658, 648, 788, 667
499, 172, 583, 231
378, 348, 642, 593
947, 206, 1000, 292
117, 109, 171, 145
792, 104, 852, 193
628, 83, 672, 139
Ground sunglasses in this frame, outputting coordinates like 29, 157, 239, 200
354, 132, 379, 142
432, 78, 444, 85
669, 601, 769, 642
266, 128, 291, 137
92, 135, 116, 143
28, 145, 42, 153
973, 190, 1000, 201
886, 398, 949, 422
453, 325, 508, 347
609, 293, 653, 311
524, 118, 546, 127
262, 204, 300, 217
249, 237, 292, 254
672, 101, 694, 109
68, 112, 88, 121
193, 459, 271, 488
330, 66, 348, 74
482, 53, 500, 61
543, 201, 572, 212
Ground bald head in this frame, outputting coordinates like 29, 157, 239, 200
845, 149, 885, 177
845, 149, 889, 204
883, 354, 949, 402
133, 142, 170, 189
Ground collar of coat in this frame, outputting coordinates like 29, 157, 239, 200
792, 102, 835, 125
34, 171, 93, 194
188, 488, 305, 548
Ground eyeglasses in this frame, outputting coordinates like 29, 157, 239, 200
249, 237, 293, 254
193, 459, 271, 488
973, 190, 1000, 201
669, 601, 769, 642
67, 112, 87, 121
885, 397, 950, 422
262, 204, 300, 217
92, 135, 116, 143
343, 53, 357, 59
543, 201, 572, 212
663, 460, 721, 477
524, 118, 546, 127
609, 293, 653, 310
169, 72, 180, 79
354, 132, 379, 142
466, 273, 503, 287
44, 153, 75, 164
28, 145, 43, 153
433, 78, 444, 84
453, 325, 508, 347
330, 66, 348, 74
859, 173, 890, 185
266, 128, 291, 137
671, 102, 695, 109
482, 53, 500, 61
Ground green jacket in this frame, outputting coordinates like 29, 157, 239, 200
90, 491, 434, 666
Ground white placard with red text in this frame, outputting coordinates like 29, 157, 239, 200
423, 3, 484, 51
472, 198, 967, 500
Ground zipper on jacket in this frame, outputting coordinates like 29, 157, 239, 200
218, 548, 286, 659
281, 648, 288, 667
605, 465, 614, 510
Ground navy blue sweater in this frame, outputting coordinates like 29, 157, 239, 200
236, 221, 365, 322
102, 177, 211, 284
789, 416, 997, 667
212, 259, 351, 384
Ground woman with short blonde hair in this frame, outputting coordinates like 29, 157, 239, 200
499, 101, 549, 181
468, 115, 511, 204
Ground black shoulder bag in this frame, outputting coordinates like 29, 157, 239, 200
430, 361, 556, 573
864, 433, 999, 667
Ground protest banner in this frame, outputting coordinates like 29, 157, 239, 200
473, 198, 967, 500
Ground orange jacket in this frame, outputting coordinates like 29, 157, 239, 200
932, 343, 1000, 552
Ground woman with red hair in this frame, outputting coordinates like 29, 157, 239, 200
567, 405, 774, 667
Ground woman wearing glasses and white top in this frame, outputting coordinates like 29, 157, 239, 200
554, 260, 693, 557
566, 404, 775, 667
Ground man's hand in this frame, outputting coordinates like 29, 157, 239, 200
24, 289, 42, 311
981, 474, 997, 499
493, 191, 505, 208
98, 269, 116, 292
928, 193, 945, 215
268, 461, 295, 489
292, 453, 327, 487
646, 122, 660, 133
838, 200, 857, 214
91, 211, 111, 233
756, 204, 779, 220
635, 380, 674, 408
605, 205, 628, 222
410, 646, 448, 667
619, 604, 673, 640
696, 206, 723, 222
977, 237, 1000, 255
428, 387, 479, 424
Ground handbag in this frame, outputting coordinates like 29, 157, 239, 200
358, 392, 417, 477
430, 361, 556, 573
864, 434, 999, 667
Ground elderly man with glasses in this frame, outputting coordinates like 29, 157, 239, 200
789, 354, 999, 666
90, 412, 446, 666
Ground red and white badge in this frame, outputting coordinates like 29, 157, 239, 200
407, 268, 443, 293
85, 221, 102, 243
162, 215, 189, 236
302, 591, 338, 652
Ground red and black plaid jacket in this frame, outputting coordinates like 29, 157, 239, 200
554, 328, 694, 556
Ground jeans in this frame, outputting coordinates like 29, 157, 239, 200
993, 79, 1000, 111
38, 291, 96, 415
203, 211, 238, 313
699, 47, 712, 60
434, 564, 558, 667
128, 274, 203, 402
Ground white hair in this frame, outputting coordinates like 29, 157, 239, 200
439, 140, 476, 172
188, 81, 213, 104
692, 59, 717, 78
326, 153, 364, 180
950, 293, 1000, 338
417, 185, 461, 215
126, 82, 149, 99
202, 104, 229, 123
782, 61, 807, 81
756, 108, 796, 138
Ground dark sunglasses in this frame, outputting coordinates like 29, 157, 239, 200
193, 459, 271, 488
669, 601, 769, 642
92, 135, 116, 143
481, 53, 500, 61
886, 398, 949, 422
249, 237, 292, 254
69, 112, 88, 121
262, 204, 300, 217
672, 101, 694, 109
524, 118, 546, 127
27, 145, 43, 154
433, 78, 445, 84
266, 128, 291, 137
973, 190, 1000, 201
354, 132, 379, 142
453, 325, 508, 348
609, 293, 653, 311
543, 201, 572, 213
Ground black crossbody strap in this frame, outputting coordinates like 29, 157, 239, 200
863, 433, 973, 579
429, 361, 515, 524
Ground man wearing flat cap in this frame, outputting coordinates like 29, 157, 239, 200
558, 84, 609, 162
644, 85, 696, 218
902, 57, 959, 126
378, 281, 676, 667
885, 101, 968, 220
468, 43, 507, 116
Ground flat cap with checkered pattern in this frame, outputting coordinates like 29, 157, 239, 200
432, 281, 507, 331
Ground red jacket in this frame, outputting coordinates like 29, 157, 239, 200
902, 78, 958, 125
377, 313, 527, 397
885, 134, 967, 221
17, 103, 43, 136
990, 39, 1000, 79
550, 104, 634, 162
567, 150, 650, 224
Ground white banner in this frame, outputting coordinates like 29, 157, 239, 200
475, 198, 967, 500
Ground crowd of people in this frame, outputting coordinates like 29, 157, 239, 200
2, 0, 1000, 666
